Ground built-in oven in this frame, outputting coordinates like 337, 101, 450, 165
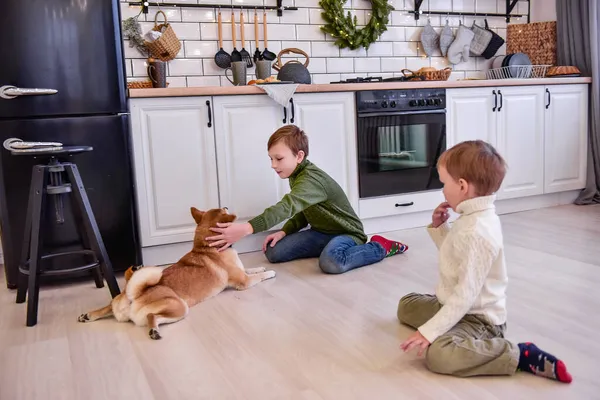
356, 88, 447, 199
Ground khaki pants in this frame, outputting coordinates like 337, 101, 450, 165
397, 293, 520, 377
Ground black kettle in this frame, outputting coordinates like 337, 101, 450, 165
272, 48, 311, 84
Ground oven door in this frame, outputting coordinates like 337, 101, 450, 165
357, 109, 446, 199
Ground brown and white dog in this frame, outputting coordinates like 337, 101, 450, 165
77, 207, 276, 339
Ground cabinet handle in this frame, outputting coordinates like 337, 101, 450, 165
206, 100, 212, 128
546, 88, 551, 109
497, 90, 503, 112
289, 98, 295, 123
492, 90, 497, 112
395, 202, 414, 207
282, 106, 287, 123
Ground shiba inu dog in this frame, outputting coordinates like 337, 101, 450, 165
78, 207, 276, 339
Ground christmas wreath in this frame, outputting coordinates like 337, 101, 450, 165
319, 0, 394, 50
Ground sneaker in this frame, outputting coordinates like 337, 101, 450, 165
370, 235, 408, 257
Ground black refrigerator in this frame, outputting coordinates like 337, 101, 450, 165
0, 0, 142, 288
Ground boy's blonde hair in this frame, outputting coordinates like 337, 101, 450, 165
267, 124, 309, 157
438, 140, 507, 196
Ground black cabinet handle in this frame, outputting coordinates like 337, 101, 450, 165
289, 98, 295, 124
206, 100, 212, 128
282, 106, 287, 123
546, 88, 551, 109
395, 202, 414, 207
497, 90, 503, 112
492, 90, 497, 112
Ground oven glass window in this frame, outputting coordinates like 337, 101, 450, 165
376, 124, 429, 172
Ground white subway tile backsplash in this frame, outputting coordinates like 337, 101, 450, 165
327, 58, 355, 73
380, 27, 405, 42
340, 47, 367, 57
393, 41, 419, 56
296, 25, 325, 41
185, 41, 219, 58
367, 42, 393, 57
312, 41, 340, 57
449, 71, 466, 80
121, 0, 516, 87
308, 58, 327, 73
267, 24, 297, 40
312, 74, 341, 84
169, 59, 203, 75
146, 7, 182, 22
182, 9, 216, 23
280, 8, 310, 24
406, 57, 431, 70
354, 58, 380, 73
381, 57, 406, 73
187, 76, 221, 86
166, 77, 188, 88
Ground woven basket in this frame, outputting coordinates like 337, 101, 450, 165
144, 11, 181, 62
401, 67, 452, 81
507, 22, 557, 65
127, 80, 170, 89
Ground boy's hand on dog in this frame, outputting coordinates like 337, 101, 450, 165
400, 331, 431, 356
432, 202, 451, 228
207, 222, 254, 251
262, 231, 286, 252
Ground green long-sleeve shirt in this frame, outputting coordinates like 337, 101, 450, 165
248, 159, 367, 244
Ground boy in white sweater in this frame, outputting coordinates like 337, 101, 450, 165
397, 140, 572, 383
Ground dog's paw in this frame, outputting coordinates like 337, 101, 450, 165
149, 328, 162, 340
78, 313, 90, 323
265, 270, 276, 280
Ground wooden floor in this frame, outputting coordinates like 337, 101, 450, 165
1, 204, 600, 400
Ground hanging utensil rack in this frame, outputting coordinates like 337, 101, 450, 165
410, 0, 530, 23
128, 1, 298, 17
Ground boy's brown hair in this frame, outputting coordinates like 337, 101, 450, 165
267, 125, 309, 157
438, 140, 507, 196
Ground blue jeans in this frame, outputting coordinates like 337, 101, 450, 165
264, 229, 386, 274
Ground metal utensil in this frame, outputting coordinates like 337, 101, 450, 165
214, 9, 231, 69
253, 9, 262, 62
230, 11, 242, 63
239, 11, 253, 67
261, 10, 276, 61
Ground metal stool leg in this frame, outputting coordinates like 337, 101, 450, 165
16, 167, 37, 304
65, 163, 120, 297
26, 166, 48, 327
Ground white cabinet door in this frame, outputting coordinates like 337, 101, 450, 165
446, 88, 496, 147
291, 92, 359, 209
495, 86, 545, 199
129, 97, 219, 246
212, 95, 287, 224
544, 84, 589, 193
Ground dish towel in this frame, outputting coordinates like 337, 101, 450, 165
3, 138, 63, 153
257, 83, 299, 108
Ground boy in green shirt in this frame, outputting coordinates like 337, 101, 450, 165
206, 125, 408, 274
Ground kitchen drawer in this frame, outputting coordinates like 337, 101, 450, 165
358, 190, 444, 219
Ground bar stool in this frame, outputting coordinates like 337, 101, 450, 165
10, 146, 121, 326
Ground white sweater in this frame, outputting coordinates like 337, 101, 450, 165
418, 195, 508, 343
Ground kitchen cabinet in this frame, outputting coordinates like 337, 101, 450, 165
446, 88, 496, 146
495, 86, 545, 199
544, 84, 588, 193
129, 96, 219, 247
212, 95, 288, 225
447, 86, 547, 200
290, 92, 359, 209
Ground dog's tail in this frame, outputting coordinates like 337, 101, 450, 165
125, 266, 163, 301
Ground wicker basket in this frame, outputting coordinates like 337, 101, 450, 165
144, 11, 182, 62
127, 80, 170, 89
507, 22, 557, 66
401, 67, 452, 81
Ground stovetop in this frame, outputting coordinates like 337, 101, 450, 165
330, 76, 426, 84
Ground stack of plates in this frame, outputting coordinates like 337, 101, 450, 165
491, 52, 532, 78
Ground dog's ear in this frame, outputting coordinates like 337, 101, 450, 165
190, 207, 205, 224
